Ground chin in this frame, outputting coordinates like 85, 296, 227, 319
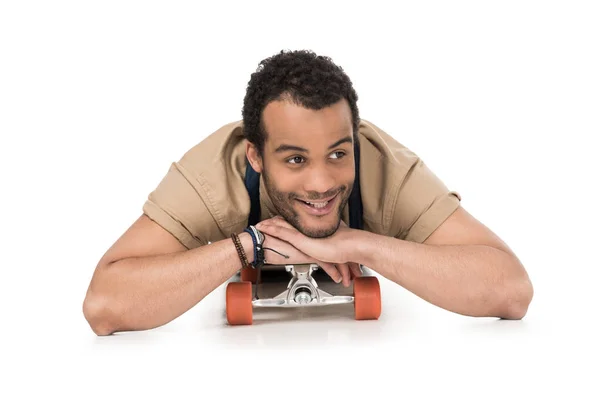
296, 217, 340, 239
288, 195, 347, 238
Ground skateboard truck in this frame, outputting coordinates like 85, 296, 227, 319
226, 263, 382, 325
252, 264, 354, 308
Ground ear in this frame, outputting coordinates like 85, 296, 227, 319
245, 141, 263, 173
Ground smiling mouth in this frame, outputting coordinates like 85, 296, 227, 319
295, 193, 339, 210
299, 200, 330, 209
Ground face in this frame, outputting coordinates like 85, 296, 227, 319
247, 97, 356, 238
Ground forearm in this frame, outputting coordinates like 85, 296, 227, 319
352, 231, 533, 319
85, 233, 254, 335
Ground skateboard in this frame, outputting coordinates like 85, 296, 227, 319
226, 263, 381, 325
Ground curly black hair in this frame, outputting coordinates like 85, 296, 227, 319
241, 49, 360, 157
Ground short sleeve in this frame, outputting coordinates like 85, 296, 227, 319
142, 161, 218, 249
389, 158, 461, 243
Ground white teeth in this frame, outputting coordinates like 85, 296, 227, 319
304, 200, 329, 208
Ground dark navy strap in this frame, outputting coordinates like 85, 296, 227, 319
348, 138, 363, 230
244, 158, 261, 227
244, 140, 363, 229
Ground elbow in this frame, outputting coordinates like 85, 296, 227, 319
497, 275, 534, 320
82, 292, 120, 336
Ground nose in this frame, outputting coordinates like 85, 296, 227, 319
303, 164, 336, 197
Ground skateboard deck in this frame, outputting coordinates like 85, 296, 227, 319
226, 263, 381, 325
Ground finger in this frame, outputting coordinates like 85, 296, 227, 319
257, 224, 301, 244
256, 221, 269, 229
349, 262, 362, 279
256, 216, 279, 227
256, 219, 290, 232
318, 262, 342, 284
261, 217, 294, 230
336, 263, 351, 287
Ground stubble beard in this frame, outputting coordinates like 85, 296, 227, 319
262, 169, 352, 238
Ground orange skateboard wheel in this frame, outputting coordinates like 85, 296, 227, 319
353, 276, 381, 320
226, 282, 253, 325
240, 266, 258, 283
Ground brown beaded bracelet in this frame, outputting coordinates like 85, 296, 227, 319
231, 232, 250, 269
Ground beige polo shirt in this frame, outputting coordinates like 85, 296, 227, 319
142, 118, 462, 249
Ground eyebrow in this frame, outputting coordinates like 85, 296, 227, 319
274, 136, 353, 153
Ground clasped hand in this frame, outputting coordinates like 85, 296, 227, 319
256, 216, 361, 287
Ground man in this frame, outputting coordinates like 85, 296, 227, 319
83, 50, 533, 336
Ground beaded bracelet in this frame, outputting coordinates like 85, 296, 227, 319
230, 232, 249, 269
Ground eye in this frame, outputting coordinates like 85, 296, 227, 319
330, 151, 346, 159
287, 156, 305, 164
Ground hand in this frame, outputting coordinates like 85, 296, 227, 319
256, 216, 362, 287
260, 233, 356, 286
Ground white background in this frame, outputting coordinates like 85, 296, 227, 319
1, 1, 599, 399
